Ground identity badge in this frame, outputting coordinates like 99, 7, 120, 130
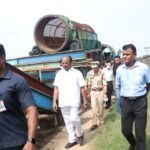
0, 100, 7, 112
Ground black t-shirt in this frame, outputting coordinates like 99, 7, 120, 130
113, 63, 122, 77
0, 67, 35, 149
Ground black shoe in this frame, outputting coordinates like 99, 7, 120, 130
89, 125, 98, 131
77, 133, 84, 146
105, 106, 110, 109
128, 145, 135, 150
65, 141, 77, 149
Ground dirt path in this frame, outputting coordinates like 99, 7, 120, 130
36, 97, 115, 150
36, 106, 109, 150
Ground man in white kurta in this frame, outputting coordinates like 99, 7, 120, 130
53, 56, 87, 149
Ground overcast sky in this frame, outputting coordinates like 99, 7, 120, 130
0, 0, 150, 59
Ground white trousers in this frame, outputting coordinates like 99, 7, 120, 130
60, 106, 83, 143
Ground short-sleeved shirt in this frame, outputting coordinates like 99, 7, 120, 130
53, 67, 85, 108
102, 68, 113, 82
115, 61, 150, 97
0, 67, 35, 149
86, 69, 107, 89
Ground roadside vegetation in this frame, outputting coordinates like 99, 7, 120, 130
91, 93, 150, 150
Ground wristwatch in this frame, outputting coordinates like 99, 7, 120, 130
27, 137, 37, 144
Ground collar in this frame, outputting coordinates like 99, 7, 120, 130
92, 69, 102, 75
0, 65, 12, 79
123, 61, 139, 69
61, 66, 74, 72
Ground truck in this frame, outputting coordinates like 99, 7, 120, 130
7, 14, 115, 121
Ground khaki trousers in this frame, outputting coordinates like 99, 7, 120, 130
90, 90, 104, 126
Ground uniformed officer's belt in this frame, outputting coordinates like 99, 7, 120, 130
91, 88, 103, 91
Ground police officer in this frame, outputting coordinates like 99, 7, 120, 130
86, 61, 107, 131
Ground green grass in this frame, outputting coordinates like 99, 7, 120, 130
91, 94, 150, 150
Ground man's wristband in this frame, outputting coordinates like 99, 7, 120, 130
27, 137, 37, 144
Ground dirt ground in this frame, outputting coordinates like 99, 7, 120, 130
36, 107, 104, 150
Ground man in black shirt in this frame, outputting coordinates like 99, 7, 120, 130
113, 55, 122, 77
113, 55, 122, 112
0, 44, 38, 150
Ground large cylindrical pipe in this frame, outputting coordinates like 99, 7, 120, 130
101, 44, 115, 62
34, 14, 99, 54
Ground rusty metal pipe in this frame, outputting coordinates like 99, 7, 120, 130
34, 14, 99, 54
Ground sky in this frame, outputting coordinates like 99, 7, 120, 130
0, 0, 150, 59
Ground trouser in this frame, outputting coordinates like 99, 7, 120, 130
106, 81, 113, 107
115, 89, 121, 113
2, 145, 24, 150
121, 95, 147, 150
90, 90, 104, 125
60, 106, 83, 143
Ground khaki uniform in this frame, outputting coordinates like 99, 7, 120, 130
86, 69, 107, 126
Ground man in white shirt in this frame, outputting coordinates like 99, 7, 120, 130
102, 62, 114, 109
53, 56, 87, 149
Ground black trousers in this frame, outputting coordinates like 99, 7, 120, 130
120, 95, 147, 150
106, 81, 113, 107
2, 145, 24, 150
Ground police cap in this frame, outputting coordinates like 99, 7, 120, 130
90, 61, 99, 68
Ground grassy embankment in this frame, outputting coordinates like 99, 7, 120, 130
91, 93, 150, 150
